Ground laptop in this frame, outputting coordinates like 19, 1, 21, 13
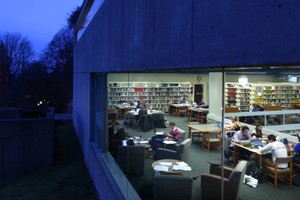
252, 139, 263, 147
217, 121, 223, 129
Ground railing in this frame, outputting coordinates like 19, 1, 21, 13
208, 109, 300, 143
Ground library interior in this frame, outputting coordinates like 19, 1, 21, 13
107, 70, 300, 199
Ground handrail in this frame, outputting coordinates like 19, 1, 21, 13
208, 110, 300, 143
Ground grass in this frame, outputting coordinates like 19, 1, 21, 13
0, 122, 97, 200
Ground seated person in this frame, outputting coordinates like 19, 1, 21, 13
108, 121, 127, 157
292, 133, 300, 164
138, 106, 147, 118
198, 99, 205, 107
150, 121, 183, 153
231, 126, 252, 160
252, 103, 265, 112
258, 134, 288, 168
224, 117, 242, 131
136, 100, 146, 109
251, 123, 263, 138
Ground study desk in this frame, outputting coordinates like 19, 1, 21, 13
152, 159, 192, 175
231, 142, 265, 167
128, 109, 164, 116
168, 104, 190, 117
187, 107, 209, 123
187, 123, 221, 151
115, 105, 134, 118
231, 142, 294, 167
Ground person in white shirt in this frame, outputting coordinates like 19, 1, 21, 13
258, 134, 288, 168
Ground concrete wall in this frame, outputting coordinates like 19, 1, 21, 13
75, 0, 300, 73
0, 108, 21, 119
0, 108, 54, 187
73, 0, 300, 199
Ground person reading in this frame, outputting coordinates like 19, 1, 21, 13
251, 123, 263, 138
150, 122, 183, 155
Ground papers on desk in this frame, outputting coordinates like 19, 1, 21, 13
159, 162, 173, 166
154, 161, 192, 172
154, 165, 169, 172
154, 161, 172, 172
163, 140, 177, 144
173, 162, 191, 171
173, 165, 192, 171
138, 140, 148, 144
155, 132, 164, 135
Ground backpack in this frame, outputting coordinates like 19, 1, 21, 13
246, 164, 263, 183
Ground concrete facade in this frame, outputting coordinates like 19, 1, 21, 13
73, 1, 300, 199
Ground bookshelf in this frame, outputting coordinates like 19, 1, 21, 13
107, 82, 192, 112
226, 82, 300, 112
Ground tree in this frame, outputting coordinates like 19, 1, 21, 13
67, 6, 81, 30
0, 42, 10, 107
0, 33, 35, 77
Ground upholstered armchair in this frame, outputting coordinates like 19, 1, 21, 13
117, 145, 145, 176
153, 171, 193, 200
156, 138, 192, 162
201, 160, 247, 200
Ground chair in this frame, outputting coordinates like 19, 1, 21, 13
179, 106, 188, 117
201, 160, 247, 200
189, 122, 203, 142
263, 156, 293, 188
116, 145, 145, 176
151, 113, 166, 128
138, 115, 153, 132
202, 131, 222, 151
156, 138, 192, 162
153, 171, 193, 200
223, 131, 239, 165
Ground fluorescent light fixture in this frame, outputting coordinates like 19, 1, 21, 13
238, 75, 248, 85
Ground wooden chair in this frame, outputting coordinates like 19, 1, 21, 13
188, 122, 202, 142
179, 106, 188, 117
202, 131, 222, 151
263, 156, 293, 188
293, 161, 300, 173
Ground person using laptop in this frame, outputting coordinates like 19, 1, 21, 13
231, 126, 252, 160
150, 122, 183, 156
251, 122, 263, 138
258, 134, 288, 168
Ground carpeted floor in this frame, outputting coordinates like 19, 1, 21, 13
120, 114, 300, 200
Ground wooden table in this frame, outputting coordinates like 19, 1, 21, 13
168, 104, 190, 117
231, 142, 265, 167
231, 141, 295, 167
187, 107, 209, 123
188, 123, 221, 151
115, 105, 134, 118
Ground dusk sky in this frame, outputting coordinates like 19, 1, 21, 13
0, 0, 83, 58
